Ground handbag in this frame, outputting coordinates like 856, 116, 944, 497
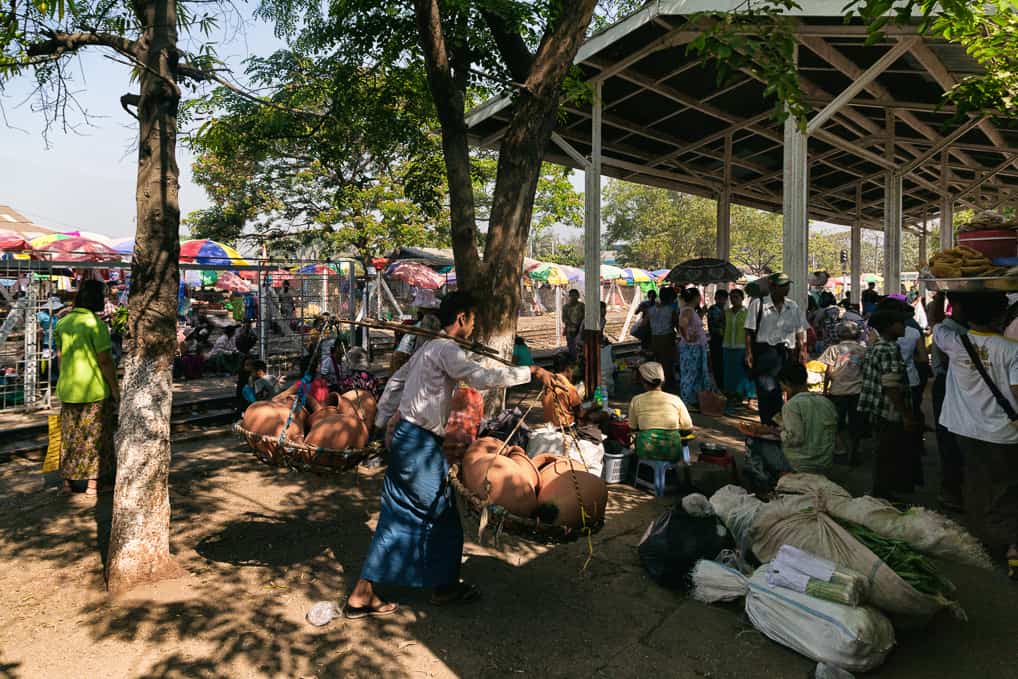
959, 333, 1018, 425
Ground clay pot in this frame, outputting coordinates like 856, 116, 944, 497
341, 389, 377, 428
304, 413, 369, 451
507, 448, 541, 492
530, 453, 562, 472
461, 438, 538, 516
537, 468, 608, 529
242, 401, 304, 460
306, 405, 340, 432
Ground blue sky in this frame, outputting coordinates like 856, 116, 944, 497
0, 15, 285, 238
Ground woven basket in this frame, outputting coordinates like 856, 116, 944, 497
448, 463, 603, 545
233, 421, 379, 474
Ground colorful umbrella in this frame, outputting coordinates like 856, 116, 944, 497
265, 268, 296, 288
113, 238, 135, 255
600, 264, 624, 281
0, 230, 33, 252
620, 267, 653, 285
651, 269, 670, 281
180, 239, 250, 266
559, 265, 585, 286
214, 271, 253, 293
385, 260, 444, 290
38, 237, 119, 262
296, 261, 363, 276
527, 262, 569, 286
666, 258, 741, 285
30, 233, 72, 249
76, 231, 117, 247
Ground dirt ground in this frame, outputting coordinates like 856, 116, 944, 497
2, 391, 1018, 678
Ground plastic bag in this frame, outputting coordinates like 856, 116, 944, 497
750, 490, 961, 620
709, 485, 763, 557
691, 561, 895, 673
638, 498, 732, 590
444, 386, 484, 449
776, 474, 992, 570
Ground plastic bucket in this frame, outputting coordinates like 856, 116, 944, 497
602, 449, 634, 484
958, 229, 1018, 260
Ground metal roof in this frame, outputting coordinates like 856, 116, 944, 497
466, 5, 1018, 231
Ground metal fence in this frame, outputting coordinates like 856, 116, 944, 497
0, 258, 367, 413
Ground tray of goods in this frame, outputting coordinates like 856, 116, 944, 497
922, 246, 1018, 291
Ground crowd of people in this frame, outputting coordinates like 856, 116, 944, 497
612, 270, 1016, 580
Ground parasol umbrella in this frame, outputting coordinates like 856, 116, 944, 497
30, 233, 71, 250
385, 260, 444, 289
76, 231, 117, 247
180, 239, 250, 266
265, 268, 296, 288
599, 264, 624, 281
213, 271, 253, 293
559, 265, 585, 286
113, 238, 135, 255
651, 269, 670, 282
39, 236, 119, 262
620, 267, 653, 285
0, 230, 34, 252
527, 262, 569, 286
666, 258, 741, 285
297, 261, 364, 276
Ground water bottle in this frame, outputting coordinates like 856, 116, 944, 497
594, 385, 607, 407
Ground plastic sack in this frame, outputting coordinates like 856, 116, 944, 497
709, 485, 763, 557
749, 489, 962, 620
776, 474, 992, 570
574, 438, 604, 477
526, 424, 573, 458
691, 561, 895, 673
638, 498, 732, 590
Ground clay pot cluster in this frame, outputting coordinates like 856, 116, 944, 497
460, 437, 608, 529
242, 390, 377, 459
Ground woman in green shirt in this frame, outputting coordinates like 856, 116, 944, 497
55, 280, 120, 496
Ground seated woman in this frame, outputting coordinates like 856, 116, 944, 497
628, 361, 694, 461
542, 352, 582, 427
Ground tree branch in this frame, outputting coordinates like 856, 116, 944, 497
26, 30, 140, 61
177, 63, 326, 118
481, 8, 534, 84
120, 93, 140, 121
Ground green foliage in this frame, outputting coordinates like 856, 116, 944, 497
845, 1, 1018, 117
184, 51, 448, 259
602, 180, 785, 273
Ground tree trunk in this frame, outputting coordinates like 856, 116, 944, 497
413, 0, 597, 351
106, 0, 187, 593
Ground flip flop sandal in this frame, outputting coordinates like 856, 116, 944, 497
430, 583, 481, 606
342, 602, 399, 620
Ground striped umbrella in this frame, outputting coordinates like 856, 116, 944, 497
0, 230, 33, 252
599, 264, 624, 281
650, 269, 670, 282
559, 265, 585, 286
527, 262, 569, 286
180, 239, 250, 266
113, 238, 135, 255
620, 267, 653, 285
30, 233, 72, 250
38, 237, 119, 262
385, 260, 444, 289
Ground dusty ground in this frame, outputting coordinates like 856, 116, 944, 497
1, 390, 1017, 679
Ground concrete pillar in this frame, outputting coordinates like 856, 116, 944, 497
883, 172, 903, 295
716, 133, 732, 261
583, 81, 603, 389
782, 115, 809, 308
851, 183, 862, 305
918, 210, 928, 296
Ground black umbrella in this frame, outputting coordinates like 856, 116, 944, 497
666, 258, 741, 285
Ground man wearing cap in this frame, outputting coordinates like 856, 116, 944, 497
744, 272, 809, 424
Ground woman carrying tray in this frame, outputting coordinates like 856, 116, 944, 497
343, 291, 553, 618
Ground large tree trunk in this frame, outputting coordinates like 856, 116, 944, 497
414, 1, 597, 373
106, 0, 187, 593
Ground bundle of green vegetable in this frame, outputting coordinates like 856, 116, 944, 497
837, 519, 954, 597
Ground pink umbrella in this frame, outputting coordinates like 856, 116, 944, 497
40, 237, 119, 262
266, 269, 296, 288
214, 271, 253, 293
385, 261, 444, 290
0, 230, 33, 252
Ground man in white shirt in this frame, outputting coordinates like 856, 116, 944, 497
744, 272, 809, 424
933, 291, 1018, 579
346, 291, 553, 617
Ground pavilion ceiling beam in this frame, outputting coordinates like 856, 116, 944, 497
906, 39, 1018, 177
805, 37, 919, 136
589, 27, 697, 83
550, 133, 591, 170
798, 35, 980, 172
804, 97, 960, 115
955, 155, 1018, 201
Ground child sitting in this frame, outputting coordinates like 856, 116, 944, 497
248, 360, 279, 402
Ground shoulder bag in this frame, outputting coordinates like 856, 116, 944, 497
959, 333, 1018, 425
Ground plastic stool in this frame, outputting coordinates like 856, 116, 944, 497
635, 457, 681, 497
